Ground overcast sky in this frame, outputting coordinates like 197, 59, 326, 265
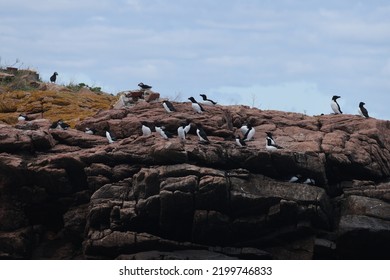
1, 0, 390, 119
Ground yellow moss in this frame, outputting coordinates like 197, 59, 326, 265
0, 88, 117, 126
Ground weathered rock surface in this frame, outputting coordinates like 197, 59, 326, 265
1, 101, 390, 259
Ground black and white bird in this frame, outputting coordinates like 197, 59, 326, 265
266, 135, 283, 151
184, 121, 191, 134
288, 175, 315, 185
303, 178, 316, 185
196, 124, 210, 144
358, 102, 369, 118
177, 123, 188, 141
138, 82, 152, 90
240, 123, 249, 136
18, 113, 29, 121
141, 122, 152, 136
162, 100, 176, 113
85, 127, 96, 135
331, 95, 342, 114
50, 119, 70, 130
105, 130, 116, 144
266, 132, 276, 146
243, 124, 255, 142
155, 125, 173, 140
50, 72, 58, 83
199, 94, 217, 105
188, 97, 205, 113
235, 135, 246, 147
289, 174, 303, 183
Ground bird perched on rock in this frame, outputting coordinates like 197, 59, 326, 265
199, 94, 217, 105
196, 124, 210, 144
85, 128, 96, 135
138, 82, 152, 90
303, 178, 316, 185
105, 130, 116, 144
50, 72, 58, 83
188, 97, 205, 113
141, 121, 152, 136
266, 133, 283, 151
243, 124, 255, 141
50, 119, 70, 130
266, 132, 276, 145
288, 175, 315, 185
240, 123, 249, 136
331, 95, 342, 114
162, 100, 176, 113
155, 125, 173, 140
184, 121, 191, 135
235, 135, 246, 147
177, 123, 188, 142
358, 102, 369, 118
289, 174, 303, 183
18, 113, 29, 121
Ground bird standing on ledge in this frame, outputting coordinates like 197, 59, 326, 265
188, 97, 205, 113
199, 94, 217, 105
50, 72, 58, 83
331, 95, 342, 114
358, 102, 369, 118
138, 82, 152, 90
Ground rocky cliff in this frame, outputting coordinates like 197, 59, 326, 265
1, 100, 390, 259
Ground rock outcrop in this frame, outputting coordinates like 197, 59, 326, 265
1, 101, 390, 259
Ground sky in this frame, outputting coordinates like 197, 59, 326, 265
1, 0, 390, 119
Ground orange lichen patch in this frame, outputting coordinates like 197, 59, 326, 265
0, 89, 116, 127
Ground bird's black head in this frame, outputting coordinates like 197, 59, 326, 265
54, 72, 58, 75
138, 82, 144, 87
199, 94, 207, 99
188, 97, 196, 102
359, 102, 365, 107
332, 95, 341, 100
266, 132, 273, 138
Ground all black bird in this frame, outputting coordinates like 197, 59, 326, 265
358, 102, 369, 118
50, 72, 58, 83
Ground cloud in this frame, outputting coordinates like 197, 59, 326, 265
1, 0, 390, 120
210, 82, 330, 115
